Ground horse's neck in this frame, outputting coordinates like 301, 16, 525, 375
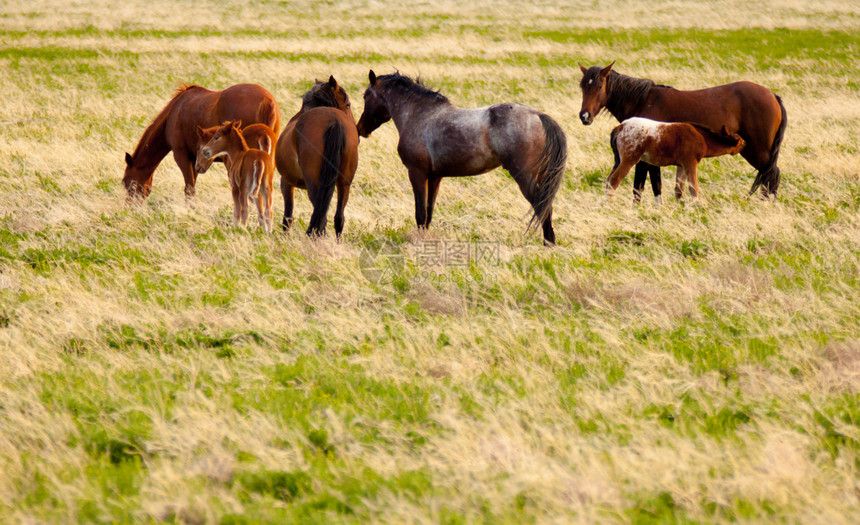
130, 114, 171, 169
225, 135, 250, 161
387, 95, 446, 133
701, 133, 740, 158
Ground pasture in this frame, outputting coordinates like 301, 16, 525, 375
1, 0, 859, 522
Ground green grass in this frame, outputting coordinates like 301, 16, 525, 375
1, 0, 859, 523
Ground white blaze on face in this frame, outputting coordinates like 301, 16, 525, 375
617, 117, 664, 163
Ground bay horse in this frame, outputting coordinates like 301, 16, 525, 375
607, 117, 746, 200
356, 71, 567, 246
274, 76, 359, 239
199, 121, 275, 232
194, 123, 276, 174
578, 63, 786, 199
123, 84, 281, 201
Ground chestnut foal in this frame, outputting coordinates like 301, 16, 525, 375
200, 121, 276, 232
194, 123, 277, 175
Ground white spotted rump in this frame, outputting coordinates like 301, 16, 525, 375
616, 117, 665, 164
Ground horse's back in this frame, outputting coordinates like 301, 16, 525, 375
217, 84, 281, 132
277, 107, 358, 185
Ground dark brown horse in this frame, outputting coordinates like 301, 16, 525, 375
356, 71, 567, 245
578, 63, 787, 199
123, 84, 281, 201
607, 117, 746, 200
274, 76, 359, 238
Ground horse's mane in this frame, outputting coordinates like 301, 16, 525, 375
301, 81, 346, 111
604, 71, 669, 120
377, 73, 449, 104
130, 85, 202, 160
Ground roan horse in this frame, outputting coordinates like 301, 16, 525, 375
123, 84, 281, 201
199, 121, 276, 232
578, 63, 786, 199
194, 123, 276, 175
274, 76, 359, 238
607, 117, 746, 200
356, 71, 567, 245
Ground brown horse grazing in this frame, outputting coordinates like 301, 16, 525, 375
200, 121, 276, 232
123, 84, 281, 201
274, 76, 359, 239
607, 117, 746, 200
578, 63, 786, 199
194, 123, 276, 174
356, 71, 567, 246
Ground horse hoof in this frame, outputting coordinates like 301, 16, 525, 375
654, 195, 663, 205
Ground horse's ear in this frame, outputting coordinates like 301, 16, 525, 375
328, 75, 337, 88
233, 119, 242, 129
196, 125, 204, 138
600, 61, 615, 78
579, 63, 588, 74
125, 152, 133, 166
368, 70, 377, 85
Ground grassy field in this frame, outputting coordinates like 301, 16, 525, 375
1, 0, 859, 522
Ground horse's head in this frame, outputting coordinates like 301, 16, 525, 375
122, 152, 153, 202
194, 125, 220, 173
200, 121, 238, 161
303, 76, 353, 115
356, 70, 391, 138
578, 62, 614, 125
720, 125, 746, 155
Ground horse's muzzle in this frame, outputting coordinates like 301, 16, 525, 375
580, 111, 592, 125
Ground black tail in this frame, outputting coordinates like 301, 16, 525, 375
526, 113, 568, 232
307, 120, 345, 236
749, 95, 787, 197
610, 127, 621, 172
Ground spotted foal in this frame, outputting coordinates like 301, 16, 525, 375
606, 117, 745, 201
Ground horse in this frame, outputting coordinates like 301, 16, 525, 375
274, 76, 359, 239
578, 62, 787, 199
123, 84, 281, 201
607, 117, 746, 200
356, 70, 567, 246
194, 123, 276, 174
199, 121, 275, 232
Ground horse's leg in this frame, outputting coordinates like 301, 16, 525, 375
632, 162, 648, 204
256, 185, 270, 234
231, 183, 241, 225
649, 164, 663, 204
674, 165, 687, 200
333, 182, 351, 241
173, 149, 197, 199
305, 182, 323, 237
281, 180, 295, 232
606, 159, 636, 198
685, 161, 700, 200
408, 169, 429, 229
426, 176, 443, 227
265, 177, 274, 233
541, 205, 555, 247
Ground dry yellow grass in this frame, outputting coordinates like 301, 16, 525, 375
1, 1, 859, 523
